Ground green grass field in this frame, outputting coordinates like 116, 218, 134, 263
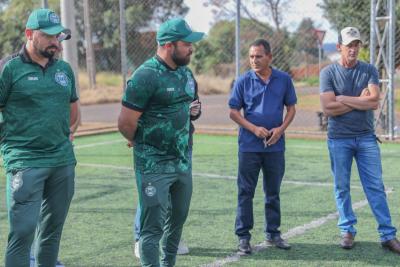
1, 133, 400, 266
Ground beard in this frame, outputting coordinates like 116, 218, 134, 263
33, 39, 57, 59
39, 46, 57, 59
171, 46, 191, 66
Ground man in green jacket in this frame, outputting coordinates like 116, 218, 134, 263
0, 8, 79, 267
118, 18, 204, 267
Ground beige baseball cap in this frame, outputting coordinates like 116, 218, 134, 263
339, 27, 363, 45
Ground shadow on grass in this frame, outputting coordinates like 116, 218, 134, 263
182, 246, 234, 258
232, 241, 399, 266
69, 207, 136, 214
63, 238, 136, 267
72, 186, 126, 203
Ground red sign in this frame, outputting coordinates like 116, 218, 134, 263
313, 29, 326, 45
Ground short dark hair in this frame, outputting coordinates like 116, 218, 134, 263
250, 39, 271, 54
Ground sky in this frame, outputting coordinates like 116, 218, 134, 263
184, 0, 337, 44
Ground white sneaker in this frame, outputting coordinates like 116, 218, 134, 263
134, 240, 188, 257
177, 240, 189, 255
134, 242, 140, 259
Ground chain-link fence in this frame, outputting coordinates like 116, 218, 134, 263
0, 0, 397, 136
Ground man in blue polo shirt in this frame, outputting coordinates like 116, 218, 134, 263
229, 39, 297, 255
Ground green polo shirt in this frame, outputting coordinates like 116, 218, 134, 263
122, 56, 195, 174
0, 46, 78, 171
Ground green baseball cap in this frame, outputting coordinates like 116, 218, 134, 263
157, 18, 205, 46
26, 9, 67, 36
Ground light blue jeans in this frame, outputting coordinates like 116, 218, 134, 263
328, 134, 396, 242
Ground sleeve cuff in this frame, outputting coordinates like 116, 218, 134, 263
122, 100, 145, 112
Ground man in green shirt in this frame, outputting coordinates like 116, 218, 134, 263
118, 18, 204, 267
0, 9, 79, 267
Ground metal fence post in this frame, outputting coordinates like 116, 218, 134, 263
83, 0, 96, 89
61, 0, 80, 93
388, 0, 396, 139
119, 0, 128, 90
42, 0, 48, 8
370, 0, 376, 65
235, 0, 240, 79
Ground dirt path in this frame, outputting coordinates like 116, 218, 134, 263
81, 94, 321, 132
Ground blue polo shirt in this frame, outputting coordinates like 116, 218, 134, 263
229, 68, 297, 152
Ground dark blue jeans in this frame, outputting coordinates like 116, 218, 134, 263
235, 151, 285, 241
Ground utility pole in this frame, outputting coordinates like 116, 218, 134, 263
235, 0, 240, 79
42, 0, 48, 8
61, 0, 80, 93
119, 0, 128, 89
371, 0, 396, 139
313, 29, 326, 73
83, 0, 96, 89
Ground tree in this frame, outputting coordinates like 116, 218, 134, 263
203, 0, 295, 75
318, 0, 400, 67
294, 18, 320, 62
0, 0, 188, 72
73, 0, 189, 71
191, 18, 278, 76
0, 0, 59, 56
206, 0, 291, 32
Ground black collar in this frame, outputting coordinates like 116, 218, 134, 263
155, 54, 177, 71
19, 45, 57, 68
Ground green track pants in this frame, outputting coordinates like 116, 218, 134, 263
137, 171, 192, 267
5, 165, 75, 267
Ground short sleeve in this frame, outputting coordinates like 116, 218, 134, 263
319, 67, 334, 93
368, 65, 379, 86
284, 76, 297, 106
0, 62, 12, 108
67, 64, 78, 103
228, 78, 244, 110
122, 68, 157, 111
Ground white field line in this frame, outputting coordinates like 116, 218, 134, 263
72, 138, 397, 159
74, 139, 125, 150
77, 163, 362, 189
78, 163, 132, 170
73, 137, 397, 155
194, 140, 328, 151
202, 187, 394, 267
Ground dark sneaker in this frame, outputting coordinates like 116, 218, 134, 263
266, 236, 291, 250
381, 238, 400, 254
340, 232, 354, 249
237, 239, 252, 255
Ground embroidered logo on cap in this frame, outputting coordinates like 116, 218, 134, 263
346, 28, 358, 37
49, 13, 60, 24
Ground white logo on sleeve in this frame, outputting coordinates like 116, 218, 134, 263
28, 76, 39, 81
